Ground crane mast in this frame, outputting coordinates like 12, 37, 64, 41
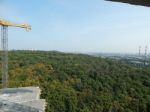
0, 18, 31, 89
1, 26, 8, 88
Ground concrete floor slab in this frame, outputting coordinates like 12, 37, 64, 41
0, 87, 46, 112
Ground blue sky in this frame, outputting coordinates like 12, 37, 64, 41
0, 0, 150, 53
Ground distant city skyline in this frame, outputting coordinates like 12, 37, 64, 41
0, 0, 150, 53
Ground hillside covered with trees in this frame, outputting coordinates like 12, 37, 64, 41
1, 51, 150, 112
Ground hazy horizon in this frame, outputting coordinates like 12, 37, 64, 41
0, 0, 150, 53
7, 49, 148, 55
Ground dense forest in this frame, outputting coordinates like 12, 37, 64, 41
0, 51, 150, 112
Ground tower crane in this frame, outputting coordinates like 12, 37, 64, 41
0, 18, 31, 89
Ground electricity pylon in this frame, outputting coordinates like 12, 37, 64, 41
0, 19, 31, 89
139, 46, 141, 56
